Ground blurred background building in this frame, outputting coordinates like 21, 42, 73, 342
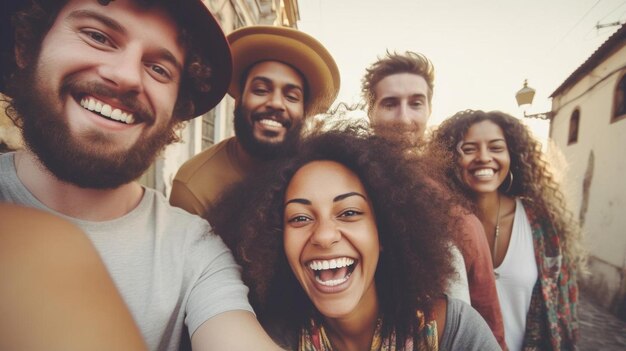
548, 23, 626, 320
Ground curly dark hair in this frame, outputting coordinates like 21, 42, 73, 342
429, 109, 584, 268
3, 0, 212, 125
211, 122, 457, 349
361, 51, 435, 117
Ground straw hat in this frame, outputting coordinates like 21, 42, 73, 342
0, 0, 232, 120
227, 25, 340, 115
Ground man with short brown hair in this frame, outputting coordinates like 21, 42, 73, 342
362, 50, 435, 137
362, 51, 507, 350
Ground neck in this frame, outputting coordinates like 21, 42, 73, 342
234, 138, 264, 172
15, 150, 144, 221
323, 293, 379, 351
474, 191, 501, 223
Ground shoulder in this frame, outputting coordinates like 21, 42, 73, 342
145, 190, 237, 279
454, 209, 490, 262
145, 188, 213, 238
173, 138, 234, 183
456, 211, 486, 241
518, 197, 543, 224
439, 297, 500, 350
444, 297, 478, 321
0, 152, 15, 179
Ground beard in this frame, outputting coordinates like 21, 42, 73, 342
233, 105, 303, 161
9, 65, 177, 189
372, 120, 425, 148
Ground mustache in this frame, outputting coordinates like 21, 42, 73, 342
251, 110, 291, 128
59, 77, 155, 124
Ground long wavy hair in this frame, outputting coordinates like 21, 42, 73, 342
211, 123, 457, 349
429, 109, 585, 269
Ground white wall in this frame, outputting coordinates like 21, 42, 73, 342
550, 44, 626, 310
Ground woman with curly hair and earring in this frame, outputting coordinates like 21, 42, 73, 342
211, 125, 499, 350
429, 110, 584, 351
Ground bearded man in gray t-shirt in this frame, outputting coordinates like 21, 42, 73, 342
0, 0, 282, 350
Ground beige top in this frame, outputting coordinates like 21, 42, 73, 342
170, 137, 259, 222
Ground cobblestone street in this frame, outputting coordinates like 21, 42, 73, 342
579, 293, 626, 350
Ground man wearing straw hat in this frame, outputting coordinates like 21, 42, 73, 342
170, 26, 340, 222
0, 0, 283, 350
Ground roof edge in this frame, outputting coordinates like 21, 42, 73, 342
550, 23, 626, 98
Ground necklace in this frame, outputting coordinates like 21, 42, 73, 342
493, 194, 501, 279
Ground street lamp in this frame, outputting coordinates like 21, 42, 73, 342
515, 79, 553, 120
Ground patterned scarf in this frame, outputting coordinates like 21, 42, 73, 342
298, 311, 438, 351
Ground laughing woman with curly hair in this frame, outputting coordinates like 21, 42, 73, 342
429, 110, 584, 351
211, 125, 499, 350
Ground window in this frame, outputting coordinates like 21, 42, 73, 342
201, 109, 216, 150
568, 109, 580, 145
232, 1, 248, 29
612, 72, 626, 123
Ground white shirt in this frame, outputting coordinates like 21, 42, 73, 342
494, 198, 538, 351
447, 244, 471, 304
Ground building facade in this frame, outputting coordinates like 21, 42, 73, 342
549, 24, 626, 320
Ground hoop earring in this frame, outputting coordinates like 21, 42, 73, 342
503, 170, 514, 193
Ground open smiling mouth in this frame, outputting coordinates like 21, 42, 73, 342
308, 257, 357, 287
79, 96, 136, 125
472, 168, 496, 179
257, 118, 284, 128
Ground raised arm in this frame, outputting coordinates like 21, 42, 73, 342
0, 204, 147, 351
192, 311, 284, 351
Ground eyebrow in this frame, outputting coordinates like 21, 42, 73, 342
68, 9, 125, 34
461, 138, 507, 145
251, 76, 304, 94
67, 9, 183, 73
379, 96, 399, 102
284, 192, 367, 207
334, 192, 367, 202
378, 93, 426, 101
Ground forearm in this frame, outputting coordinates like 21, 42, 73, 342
191, 311, 285, 351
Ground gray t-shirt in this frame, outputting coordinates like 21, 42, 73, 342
441, 297, 501, 350
0, 153, 253, 351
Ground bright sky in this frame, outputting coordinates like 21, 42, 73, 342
298, 0, 624, 143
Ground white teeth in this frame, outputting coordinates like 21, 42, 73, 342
308, 257, 355, 271
315, 275, 350, 287
474, 168, 495, 177
259, 119, 282, 128
79, 97, 135, 124
100, 104, 112, 117
309, 257, 355, 286
111, 108, 122, 121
